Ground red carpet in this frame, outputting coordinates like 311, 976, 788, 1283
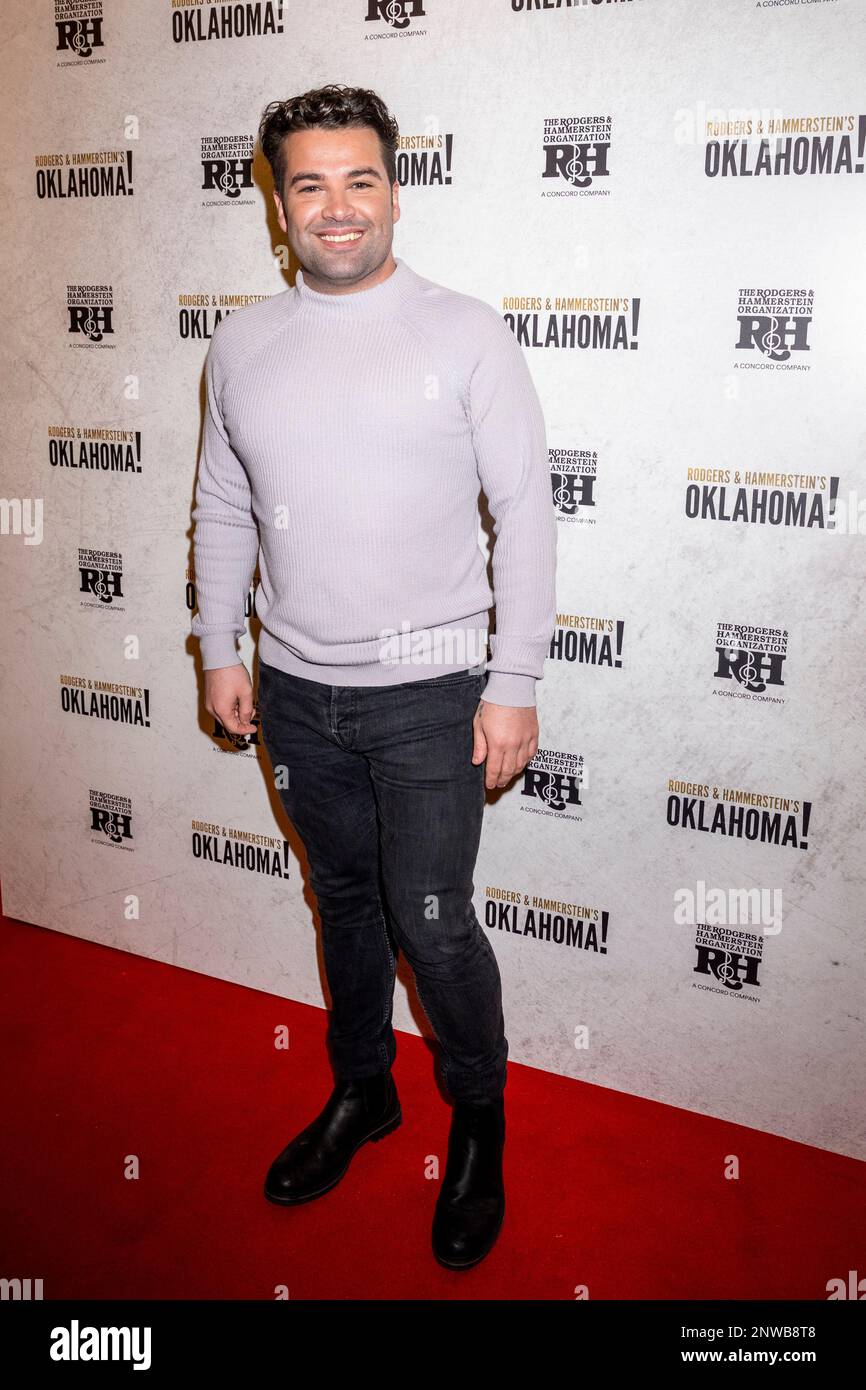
2, 897, 863, 1301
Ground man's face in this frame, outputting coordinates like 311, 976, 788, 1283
273, 125, 400, 293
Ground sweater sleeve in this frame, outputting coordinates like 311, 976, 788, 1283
190, 324, 260, 670
467, 306, 558, 708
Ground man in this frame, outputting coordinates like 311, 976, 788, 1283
191, 84, 557, 1270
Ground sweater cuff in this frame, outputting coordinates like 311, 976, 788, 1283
198, 633, 242, 671
481, 671, 538, 708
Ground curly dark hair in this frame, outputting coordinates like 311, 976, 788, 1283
258, 84, 399, 199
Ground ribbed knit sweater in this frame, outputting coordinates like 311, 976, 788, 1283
191, 256, 557, 707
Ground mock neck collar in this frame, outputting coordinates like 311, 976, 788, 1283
293, 256, 416, 317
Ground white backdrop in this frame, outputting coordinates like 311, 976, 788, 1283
2, 0, 865, 1160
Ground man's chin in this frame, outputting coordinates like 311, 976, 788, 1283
302, 246, 379, 285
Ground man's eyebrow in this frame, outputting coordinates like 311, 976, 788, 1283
288, 166, 383, 187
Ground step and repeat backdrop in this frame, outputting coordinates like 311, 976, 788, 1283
2, 0, 864, 1160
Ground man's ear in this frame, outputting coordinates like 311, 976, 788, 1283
273, 189, 287, 233
392, 184, 401, 224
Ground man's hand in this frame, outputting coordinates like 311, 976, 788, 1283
471, 698, 538, 790
203, 663, 257, 739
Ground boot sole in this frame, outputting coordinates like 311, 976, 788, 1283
432, 1202, 505, 1270
263, 1106, 402, 1207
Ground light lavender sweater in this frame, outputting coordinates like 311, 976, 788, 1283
191, 256, 557, 706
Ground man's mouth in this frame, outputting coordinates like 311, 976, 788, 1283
317, 230, 365, 244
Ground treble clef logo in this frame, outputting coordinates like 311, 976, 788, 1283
541, 776, 559, 806
716, 952, 740, 989
760, 315, 782, 356
737, 648, 758, 686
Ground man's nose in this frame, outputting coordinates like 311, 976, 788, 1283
321, 194, 355, 219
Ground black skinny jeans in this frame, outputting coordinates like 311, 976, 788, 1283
256, 658, 508, 1103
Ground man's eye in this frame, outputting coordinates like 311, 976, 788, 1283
299, 182, 372, 193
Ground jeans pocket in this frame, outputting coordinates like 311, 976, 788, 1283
255, 661, 272, 714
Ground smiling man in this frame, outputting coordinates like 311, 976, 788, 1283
191, 85, 557, 1270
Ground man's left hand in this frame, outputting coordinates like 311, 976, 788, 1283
472, 699, 538, 790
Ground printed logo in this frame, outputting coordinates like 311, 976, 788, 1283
714, 622, 787, 704
210, 712, 266, 753
60, 676, 151, 727
502, 292, 640, 350
172, 1, 284, 44
201, 136, 255, 205
178, 292, 271, 339
54, 2, 104, 63
550, 616, 624, 670
191, 821, 291, 879
364, 0, 426, 33
397, 132, 452, 185
483, 887, 609, 956
735, 287, 813, 368
90, 791, 133, 850
693, 924, 763, 1001
36, 151, 133, 199
519, 749, 584, 820
542, 115, 611, 195
67, 285, 114, 347
551, 448, 597, 523
79, 548, 124, 609
684, 469, 839, 529
49, 426, 142, 475
705, 113, 866, 178
667, 779, 812, 851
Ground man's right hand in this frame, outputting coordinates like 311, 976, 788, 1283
203, 663, 258, 737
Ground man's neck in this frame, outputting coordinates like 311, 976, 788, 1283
298, 253, 398, 297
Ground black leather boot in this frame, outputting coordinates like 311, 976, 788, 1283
432, 1096, 505, 1269
263, 1071, 401, 1205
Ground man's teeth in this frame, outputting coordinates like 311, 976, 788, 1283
320, 231, 363, 243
